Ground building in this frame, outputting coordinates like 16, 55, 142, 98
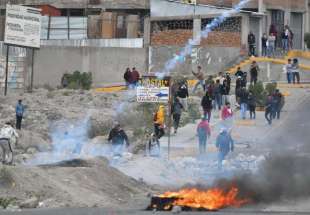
148, 0, 310, 76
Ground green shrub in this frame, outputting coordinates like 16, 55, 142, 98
304, 33, 310, 49
62, 71, 92, 90
265, 82, 277, 95
248, 82, 267, 107
0, 197, 17, 209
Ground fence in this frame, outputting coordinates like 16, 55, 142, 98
0, 43, 27, 90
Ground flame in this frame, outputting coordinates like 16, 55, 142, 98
158, 187, 250, 210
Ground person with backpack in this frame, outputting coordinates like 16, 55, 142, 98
216, 129, 234, 170
247, 92, 256, 119
153, 105, 165, 141
108, 122, 129, 157
201, 92, 213, 122
171, 97, 183, 134
197, 116, 211, 155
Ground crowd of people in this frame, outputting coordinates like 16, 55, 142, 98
248, 24, 294, 57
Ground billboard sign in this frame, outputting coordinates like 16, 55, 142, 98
4, 4, 41, 48
137, 76, 170, 103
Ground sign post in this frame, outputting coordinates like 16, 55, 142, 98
4, 45, 9, 96
4, 4, 41, 95
137, 75, 172, 159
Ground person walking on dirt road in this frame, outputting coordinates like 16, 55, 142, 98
15, 100, 25, 130
153, 105, 165, 141
216, 129, 234, 170
192, 66, 205, 93
171, 97, 184, 134
108, 123, 129, 157
265, 95, 273, 125
197, 117, 211, 155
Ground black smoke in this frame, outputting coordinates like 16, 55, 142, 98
215, 154, 310, 203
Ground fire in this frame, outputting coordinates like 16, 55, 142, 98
158, 186, 250, 210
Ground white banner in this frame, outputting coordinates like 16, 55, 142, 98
137, 86, 169, 103
4, 4, 41, 48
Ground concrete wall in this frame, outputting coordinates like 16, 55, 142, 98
33, 46, 146, 88
150, 46, 241, 76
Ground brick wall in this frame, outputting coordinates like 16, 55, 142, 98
151, 29, 241, 46
201, 32, 241, 47
151, 29, 193, 46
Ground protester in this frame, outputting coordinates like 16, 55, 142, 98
248, 31, 256, 56
247, 92, 256, 120
213, 79, 222, 111
250, 61, 259, 85
0, 122, 18, 164
285, 59, 293, 84
241, 71, 248, 87
153, 105, 165, 141
196, 116, 211, 155
131, 67, 140, 87
61, 74, 69, 88
282, 26, 289, 52
15, 100, 25, 130
192, 66, 205, 93
235, 76, 243, 104
225, 72, 231, 95
262, 33, 268, 57
273, 89, 284, 119
238, 87, 248, 120
235, 67, 244, 78
221, 79, 230, 105
216, 129, 234, 170
108, 122, 129, 157
265, 95, 273, 125
201, 92, 213, 122
268, 33, 276, 58
171, 97, 183, 134
221, 102, 233, 120
177, 79, 189, 111
123, 68, 132, 88
288, 27, 294, 50
292, 58, 300, 84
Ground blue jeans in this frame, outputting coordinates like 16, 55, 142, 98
262, 46, 267, 57
282, 39, 288, 51
214, 94, 222, 110
240, 103, 247, 119
112, 144, 124, 156
268, 45, 275, 57
287, 72, 292, 84
198, 134, 207, 155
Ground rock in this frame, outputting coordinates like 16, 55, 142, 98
19, 197, 39, 209
26, 147, 38, 154
172, 206, 182, 214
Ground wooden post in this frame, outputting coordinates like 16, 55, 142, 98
30, 48, 35, 93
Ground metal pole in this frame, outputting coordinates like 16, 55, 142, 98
167, 77, 172, 160
4, 45, 9, 96
30, 48, 35, 93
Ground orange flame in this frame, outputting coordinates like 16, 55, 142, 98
158, 187, 250, 210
